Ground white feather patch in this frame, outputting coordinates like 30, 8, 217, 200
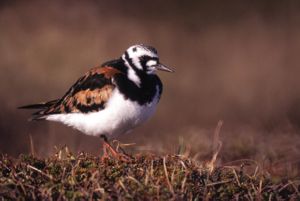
128, 45, 158, 59
46, 87, 160, 138
127, 67, 141, 87
122, 54, 141, 86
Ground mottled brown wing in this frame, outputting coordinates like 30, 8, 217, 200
32, 66, 123, 118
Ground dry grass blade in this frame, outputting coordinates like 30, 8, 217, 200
27, 164, 53, 180
206, 179, 233, 186
278, 180, 298, 193
144, 168, 149, 185
112, 139, 136, 153
233, 168, 241, 187
163, 157, 174, 195
181, 175, 187, 193
127, 176, 143, 187
29, 134, 35, 156
207, 120, 223, 173
290, 182, 300, 197
118, 179, 129, 194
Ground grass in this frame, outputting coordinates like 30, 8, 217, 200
1, 121, 299, 200
0, 147, 299, 200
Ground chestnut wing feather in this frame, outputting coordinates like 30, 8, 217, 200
30, 66, 122, 119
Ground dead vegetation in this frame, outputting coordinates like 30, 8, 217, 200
1, 122, 299, 201
1, 122, 299, 200
0, 149, 299, 200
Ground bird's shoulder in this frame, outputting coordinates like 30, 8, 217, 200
44, 65, 124, 114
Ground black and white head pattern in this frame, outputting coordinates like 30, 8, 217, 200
123, 44, 159, 72
121, 44, 161, 86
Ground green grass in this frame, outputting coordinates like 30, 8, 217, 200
0, 147, 299, 200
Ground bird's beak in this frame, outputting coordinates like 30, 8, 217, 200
154, 63, 174, 73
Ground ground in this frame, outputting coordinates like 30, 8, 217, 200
0, 147, 299, 200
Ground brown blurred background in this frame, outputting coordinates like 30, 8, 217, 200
1, 0, 300, 173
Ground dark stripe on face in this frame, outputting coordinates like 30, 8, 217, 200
124, 51, 137, 70
125, 51, 158, 72
140, 55, 158, 71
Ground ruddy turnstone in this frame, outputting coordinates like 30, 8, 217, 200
19, 44, 173, 155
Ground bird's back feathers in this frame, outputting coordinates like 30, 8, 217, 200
19, 65, 123, 120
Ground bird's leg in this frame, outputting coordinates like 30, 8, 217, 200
100, 135, 132, 161
101, 142, 109, 161
100, 134, 118, 160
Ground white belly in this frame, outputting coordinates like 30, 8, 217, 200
46, 88, 160, 137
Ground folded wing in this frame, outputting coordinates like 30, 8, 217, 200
19, 66, 122, 120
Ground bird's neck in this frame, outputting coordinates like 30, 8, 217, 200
106, 57, 161, 105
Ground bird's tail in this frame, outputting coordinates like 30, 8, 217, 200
18, 99, 59, 121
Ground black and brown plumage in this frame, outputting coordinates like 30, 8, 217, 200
20, 44, 173, 140
20, 66, 122, 120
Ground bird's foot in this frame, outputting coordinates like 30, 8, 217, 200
100, 135, 132, 161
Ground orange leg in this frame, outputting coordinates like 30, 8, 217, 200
100, 135, 131, 161
100, 135, 118, 161
101, 142, 109, 162
104, 140, 118, 157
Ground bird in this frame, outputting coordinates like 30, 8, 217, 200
19, 44, 173, 157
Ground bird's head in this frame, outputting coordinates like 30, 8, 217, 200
122, 44, 173, 75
